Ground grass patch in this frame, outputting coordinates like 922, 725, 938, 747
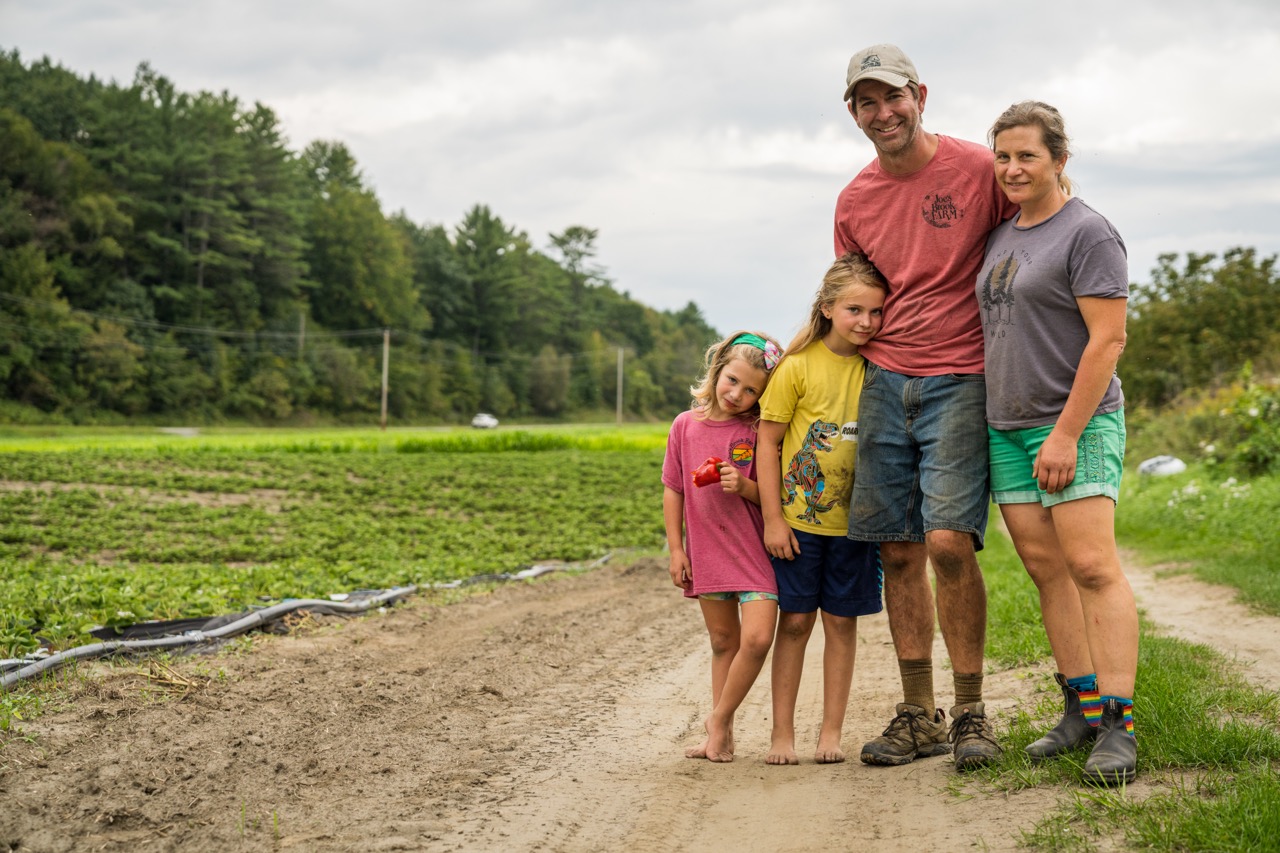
1119, 465, 1280, 616
1018, 764, 1280, 852
0, 423, 672, 454
1137, 636, 1280, 770
982, 526, 1053, 669
980, 463, 1280, 851
1122, 765, 1280, 851
991, 632, 1280, 783
0, 689, 42, 735
981, 576, 1280, 851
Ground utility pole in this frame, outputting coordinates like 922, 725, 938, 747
616, 346, 624, 425
380, 329, 390, 431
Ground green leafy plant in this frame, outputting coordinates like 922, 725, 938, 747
0, 427, 669, 657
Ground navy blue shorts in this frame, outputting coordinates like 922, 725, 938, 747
771, 530, 883, 617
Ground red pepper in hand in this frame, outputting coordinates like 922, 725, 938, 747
692, 457, 724, 488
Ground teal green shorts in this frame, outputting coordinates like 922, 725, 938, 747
698, 591, 779, 604
988, 409, 1126, 508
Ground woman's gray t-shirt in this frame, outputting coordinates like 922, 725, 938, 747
976, 197, 1128, 430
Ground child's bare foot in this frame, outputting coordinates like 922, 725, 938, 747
815, 728, 845, 764
684, 739, 710, 759
704, 714, 734, 762
766, 737, 799, 765
685, 718, 734, 761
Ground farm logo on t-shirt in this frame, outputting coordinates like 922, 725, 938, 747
921, 189, 965, 229
729, 439, 755, 468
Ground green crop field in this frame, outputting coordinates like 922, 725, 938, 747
0, 424, 671, 656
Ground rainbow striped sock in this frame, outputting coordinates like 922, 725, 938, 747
1069, 674, 1101, 728
1102, 695, 1135, 736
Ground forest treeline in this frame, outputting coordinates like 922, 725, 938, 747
0, 51, 718, 424
3, 50, 1279, 425
1123, 248, 1280, 407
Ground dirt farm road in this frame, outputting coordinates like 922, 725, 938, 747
2, 552, 1278, 852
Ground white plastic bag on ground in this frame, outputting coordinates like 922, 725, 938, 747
1137, 455, 1187, 476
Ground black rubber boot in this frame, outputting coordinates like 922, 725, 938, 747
1025, 672, 1096, 759
1082, 697, 1137, 785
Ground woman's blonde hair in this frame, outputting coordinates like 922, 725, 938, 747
989, 100, 1073, 195
783, 252, 888, 358
690, 329, 782, 419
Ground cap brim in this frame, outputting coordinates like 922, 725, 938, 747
843, 70, 912, 102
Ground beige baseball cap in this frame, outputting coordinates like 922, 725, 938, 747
843, 44, 920, 102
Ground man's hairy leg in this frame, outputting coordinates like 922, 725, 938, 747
880, 541, 935, 661
928, 529, 987, 676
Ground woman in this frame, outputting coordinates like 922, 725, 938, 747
976, 101, 1138, 785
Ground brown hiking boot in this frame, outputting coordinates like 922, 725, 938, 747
949, 701, 1002, 770
1082, 698, 1137, 786
860, 703, 951, 766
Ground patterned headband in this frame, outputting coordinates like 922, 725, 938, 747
729, 333, 781, 371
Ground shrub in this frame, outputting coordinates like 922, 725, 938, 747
1127, 365, 1280, 477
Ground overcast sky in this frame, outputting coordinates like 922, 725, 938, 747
4, 1, 1279, 341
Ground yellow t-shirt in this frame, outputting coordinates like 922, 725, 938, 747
758, 341, 867, 536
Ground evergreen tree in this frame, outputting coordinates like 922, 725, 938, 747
302, 141, 426, 334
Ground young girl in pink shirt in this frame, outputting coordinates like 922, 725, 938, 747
662, 330, 783, 763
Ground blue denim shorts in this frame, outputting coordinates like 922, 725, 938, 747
848, 364, 990, 549
989, 409, 1126, 507
771, 530, 883, 617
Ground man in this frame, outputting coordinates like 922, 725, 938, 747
835, 44, 1016, 770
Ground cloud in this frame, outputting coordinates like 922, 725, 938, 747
275, 35, 654, 142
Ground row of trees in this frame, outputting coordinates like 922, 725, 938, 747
3, 51, 1276, 425
0, 51, 717, 423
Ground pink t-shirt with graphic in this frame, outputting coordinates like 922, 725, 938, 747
661, 410, 777, 598
834, 135, 1017, 375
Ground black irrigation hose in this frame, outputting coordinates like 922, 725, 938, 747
0, 586, 416, 691
1, 550, 631, 691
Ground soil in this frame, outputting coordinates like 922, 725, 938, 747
2, 552, 1278, 853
